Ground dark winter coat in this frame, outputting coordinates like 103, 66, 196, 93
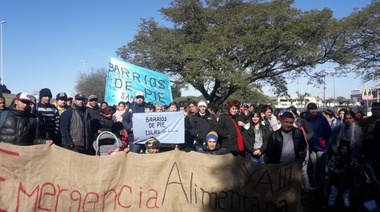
201, 143, 230, 155
305, 112, 332, 152
190, 111, 218, 144
0, 108, 45, 145
243, 122, 271, 158
328, 154, 357, 188
265, 128, 306, 164
216, 113, 246, 153
60, 105, 92, 151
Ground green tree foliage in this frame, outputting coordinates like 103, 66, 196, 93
341, 0, 380, 82
116, 0, 352, 107
75, 68, 107, 102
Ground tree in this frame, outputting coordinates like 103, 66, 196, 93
116, 0, 351, 108
336, 96, 347, 104
296, 91, 311, 108
341, 0, 380, 83
75, 68, 107, 102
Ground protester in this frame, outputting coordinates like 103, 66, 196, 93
305, 102, 332, 193
60, 93, 94, 155
144, 103, 156, 113
54, 92, 68, 116
113, 101, 127, 122
86, 94, 100, 118
29, 95, 37, 115
100, 101, 108, 110
36, 88, 62, 146
123, 91, 147, 153
66, 95, 73, 108
216, 100, 246, 156
265, 111, 307, 164
182, 100, 198, 150
155, 104, 163, 112
358, 102, 380, 183
336, 108, 348, 126
145, 137, 161, 154
129, 91, 146, 113
167, 101, 179, 112
322, 109, 339, 130
354, 110, 365, 122
243, 110, 271, 163
329, 110, 362, 159
0, 96, 8, 111
0, 93, 50, 145
263, 105, 278, 131
190, 100, 218, 152
200, 131, 230, 155
327, 141, 359, 209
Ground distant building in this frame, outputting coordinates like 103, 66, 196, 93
270, 94, 323, 109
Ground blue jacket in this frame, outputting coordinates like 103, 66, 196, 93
305, 112, 332, 152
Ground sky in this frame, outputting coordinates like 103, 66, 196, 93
0, 0, 375, 99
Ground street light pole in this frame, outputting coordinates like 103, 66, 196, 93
323, 75, 326, 106
333, 74, 335, 100
0, 20, 6, 85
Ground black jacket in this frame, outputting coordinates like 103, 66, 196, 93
265, 128, 306, 164
243, 122, 271, 158
216, 113, 246, 153
190, 111, 218, 144
60, 105, 92, 150
0, 108, 45, 145
201, 143, 230, 155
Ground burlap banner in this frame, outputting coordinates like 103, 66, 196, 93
0, 143, 303, 211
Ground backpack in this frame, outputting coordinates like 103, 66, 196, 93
0, 110, 36, 130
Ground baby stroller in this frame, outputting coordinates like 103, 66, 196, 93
93, 131, 123, 156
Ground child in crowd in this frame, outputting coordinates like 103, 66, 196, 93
201, 131, 230, 155
327, 140, 358, 209
145, 137, 161, 154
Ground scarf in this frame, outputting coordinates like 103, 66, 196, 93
337, 122, 356, 149
227, 114, 244, 151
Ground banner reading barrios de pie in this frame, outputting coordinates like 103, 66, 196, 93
132, 112, 184, 143
105, 57, 173, 106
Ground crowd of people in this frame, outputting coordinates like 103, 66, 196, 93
0, 88, 379, 211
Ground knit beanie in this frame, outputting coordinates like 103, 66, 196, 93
145, 137, 161, 149
39, 88, 52, 99
206, 131, 218, 142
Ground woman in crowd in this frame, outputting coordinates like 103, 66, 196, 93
201, 131, 230, 155
322, 109, 339, 130
216, 100, 246, 156
98, 106, 116, 133
243, 110, 271, 163
113, 101, 126, 122
329, 110, 363, 159
305, 102, 332, 192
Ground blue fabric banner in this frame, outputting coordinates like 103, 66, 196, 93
132, 112, 184, 144
105, 57, 173, 106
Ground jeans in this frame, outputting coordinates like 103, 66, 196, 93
302, 151, 310, 192
249, 154, 265, 164
309, 151, 327, 190
194, 142, 203, 152
129, 141, 144, 153
328, 185, 350, 207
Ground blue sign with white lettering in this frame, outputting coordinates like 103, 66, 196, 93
105, 57, 173, 106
